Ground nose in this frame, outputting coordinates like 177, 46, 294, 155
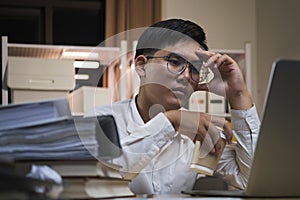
177, 66, 192, 82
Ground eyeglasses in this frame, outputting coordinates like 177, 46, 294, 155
146, 54, 210, 83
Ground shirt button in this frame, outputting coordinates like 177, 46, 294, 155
153, 175, 161, 193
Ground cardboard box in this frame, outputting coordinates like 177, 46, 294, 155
7, 56, 75, 103
208, 93, 226, 114
189, 91, 207, 112
68, 86, 112, 114
7, 56, 75, 90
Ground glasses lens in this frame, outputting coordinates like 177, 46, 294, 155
165, 54, 211, 83
166, 55, 187, 74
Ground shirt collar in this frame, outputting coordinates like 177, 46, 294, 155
127, 95, 145, 134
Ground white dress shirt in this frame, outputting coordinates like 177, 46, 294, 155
92, 97, 260, 194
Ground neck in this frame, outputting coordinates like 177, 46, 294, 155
136, 92, 166, 123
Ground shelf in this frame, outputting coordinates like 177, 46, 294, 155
1, 36, 128, 105
7, 43, 121, 66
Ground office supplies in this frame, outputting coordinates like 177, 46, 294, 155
0, 98, 122, 160
183, 59, 300, 197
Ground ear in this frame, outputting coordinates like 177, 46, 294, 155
135, 55, 147, 77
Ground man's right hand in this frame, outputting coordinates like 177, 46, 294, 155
164, 110, 232, 154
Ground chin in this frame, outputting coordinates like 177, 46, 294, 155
165, 97, 186, 110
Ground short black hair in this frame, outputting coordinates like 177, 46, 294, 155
135, 18, 208, 59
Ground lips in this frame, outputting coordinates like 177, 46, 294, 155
172, 87, 187, 96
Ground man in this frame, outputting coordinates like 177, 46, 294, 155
92, 18, 260, 194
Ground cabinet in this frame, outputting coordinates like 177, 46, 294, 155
189, 42, 252, 117
1, 36, 127, 106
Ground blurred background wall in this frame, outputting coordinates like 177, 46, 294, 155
162, 0, 300, 115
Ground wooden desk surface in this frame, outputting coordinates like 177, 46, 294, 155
112, 194, 300, 200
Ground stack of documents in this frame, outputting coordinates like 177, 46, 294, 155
0, 159, 60, 199
0, 98, 132, 198
17, 159, 135, 199
0, 98, 121, 161
0, 99, 70, 131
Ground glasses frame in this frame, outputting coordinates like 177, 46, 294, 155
145, 55, 210, 83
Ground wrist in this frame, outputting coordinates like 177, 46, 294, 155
228, 89, 253, 110
164, 110, 179, 131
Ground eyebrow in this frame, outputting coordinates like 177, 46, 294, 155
166, 53, 185, 59
167, 52, 203, 65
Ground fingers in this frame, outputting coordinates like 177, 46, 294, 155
195, 83, 209, 91
197, 122, 223, 156
195, 49, 212, 62
206, 123, 223, 154
198, 132, 215, 158
205, 53, 233, 76
194, 51, 220, 92
197, 113, 233, 154
196, 49, 230, 71
174, 110, 232, 156
196, 50, 219, 66
196, 114, 232, 155
211, 117, 233, 144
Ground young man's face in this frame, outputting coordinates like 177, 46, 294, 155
140, 40, 201, 111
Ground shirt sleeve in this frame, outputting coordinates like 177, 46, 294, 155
114, 112, 176, 180
215, 105, 261, 190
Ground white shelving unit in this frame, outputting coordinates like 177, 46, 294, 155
189, 42, 252, 117
1, 36, 127, 105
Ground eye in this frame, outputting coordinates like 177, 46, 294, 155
167, 55, 187, 66
167, 59, 181, 67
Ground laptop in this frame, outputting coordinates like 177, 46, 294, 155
183, 59, 300, 198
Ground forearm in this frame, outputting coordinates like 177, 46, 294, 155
114, 113, 175, 180
227, 86, 253, 111
216, 105, 261, 189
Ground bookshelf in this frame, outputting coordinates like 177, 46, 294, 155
1, 36, 127, 105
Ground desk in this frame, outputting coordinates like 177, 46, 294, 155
113, 194, 300, 200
